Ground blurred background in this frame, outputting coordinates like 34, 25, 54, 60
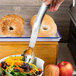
0, 0, 72, 43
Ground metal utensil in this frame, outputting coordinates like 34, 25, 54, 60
22, 2, 50, 63
73, 0, 76, 7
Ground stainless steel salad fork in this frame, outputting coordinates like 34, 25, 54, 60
22, 2, 50, 63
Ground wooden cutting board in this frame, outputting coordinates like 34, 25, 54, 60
0, 41, 58, 67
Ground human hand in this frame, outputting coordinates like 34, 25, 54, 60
43, 0, 64, 12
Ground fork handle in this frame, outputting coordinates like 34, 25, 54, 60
29, 2, 50, 48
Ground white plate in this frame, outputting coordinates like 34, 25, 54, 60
0, 55, 44, 76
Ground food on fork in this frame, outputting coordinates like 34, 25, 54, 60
30, 14, 57, 37
0, 14, 25, 37
0, 56, 42, 76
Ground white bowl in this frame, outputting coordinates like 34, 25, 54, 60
0, 55, 44, 76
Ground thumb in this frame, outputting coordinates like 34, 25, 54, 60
43, 0, 46, 2
45, 0, 53, 5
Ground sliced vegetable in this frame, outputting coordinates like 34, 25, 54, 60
0, 67, 3, 75
0, 56, 42, 76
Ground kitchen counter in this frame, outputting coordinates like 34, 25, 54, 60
0, 42, 75, 75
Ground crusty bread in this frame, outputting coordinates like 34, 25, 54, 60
0, 14, 25, 37
30, 14, 57, 37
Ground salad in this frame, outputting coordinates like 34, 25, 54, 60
0, 56, 42, 76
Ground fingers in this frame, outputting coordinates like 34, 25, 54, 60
54, 0, 64, 11
54, 4, 61, 11
43, 0, 64, 12
49, 0, 57, 12
49, 0, 64, 12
